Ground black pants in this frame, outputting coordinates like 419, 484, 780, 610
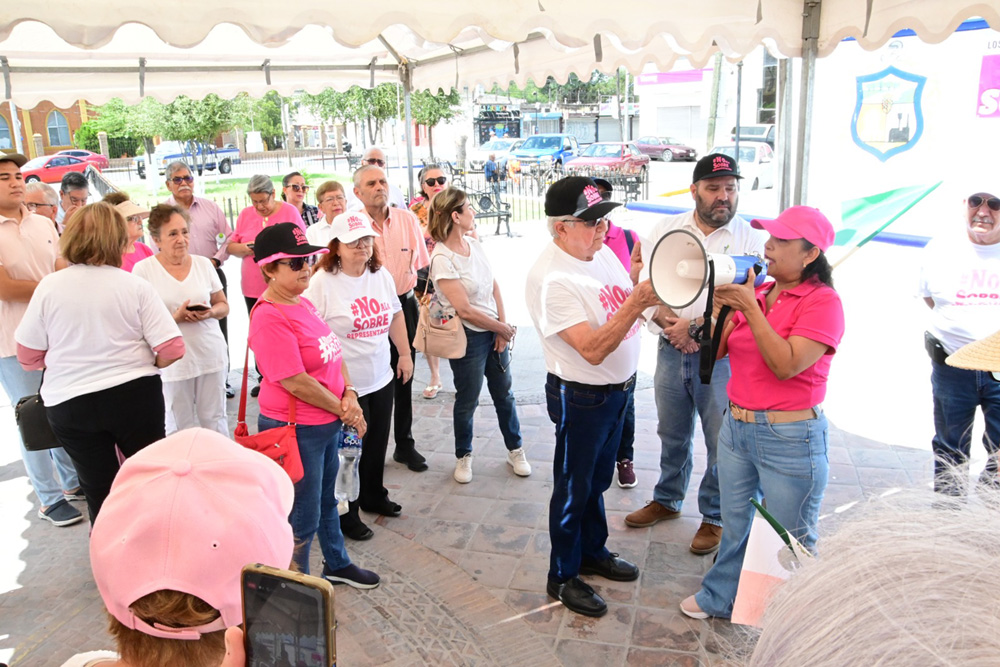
340, 380, 395, 527
215, 265, 229, 344
389, 291, 418, 452
47, 375, 166, 522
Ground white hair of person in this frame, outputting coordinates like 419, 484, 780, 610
547, 215, 580, 238
26, 181, 58, 206
362, 146, 385, 160
246, 174, 274, 195
164, 161, 191, 181
745, 486, 1000, 666
353, 164, 384, 189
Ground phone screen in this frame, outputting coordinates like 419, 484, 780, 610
243, 567, 333, 667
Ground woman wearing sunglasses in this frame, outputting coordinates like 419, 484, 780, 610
282, 171, 321, 228
248, 222, 380, 589
409, 164, 450, 399
304, 212, 413, 540
680, 206, 844, 621
426, 187, 527, 484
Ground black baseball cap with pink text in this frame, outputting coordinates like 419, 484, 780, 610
692, 153, 743, 183
544, 176, 621, 221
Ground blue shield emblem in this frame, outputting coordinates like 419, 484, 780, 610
851, 66, 926, 162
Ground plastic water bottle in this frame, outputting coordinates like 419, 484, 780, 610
335, 425, 362, 507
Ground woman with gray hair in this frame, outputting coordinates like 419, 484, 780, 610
226, 175, 304, 395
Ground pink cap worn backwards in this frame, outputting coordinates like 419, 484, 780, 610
90, 428, 295, 640
751, 205, 835, 252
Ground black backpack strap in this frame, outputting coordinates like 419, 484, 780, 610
624, 228, 636, 256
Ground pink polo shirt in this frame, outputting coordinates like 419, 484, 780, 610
367, 207, 430, 295
0, 208, 60, 358
230, 202, 305, 299
726, 277, 844, 411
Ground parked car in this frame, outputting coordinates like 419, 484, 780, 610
133, 140, 242, 179
731, 124, 775, 149
467, 138, 524, 171
508, 133, 579, 174
55, 149, 110, 170
22, 154, 97, 184
566, 142, 650, 175
710, 143, 775, 190
635, 136, 697, 162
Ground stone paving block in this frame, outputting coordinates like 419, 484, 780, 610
554, 638, 629, 667
632, 606, 703, 652
850, 446, 905, 469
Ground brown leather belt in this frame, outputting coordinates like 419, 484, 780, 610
729, 402, 817, 424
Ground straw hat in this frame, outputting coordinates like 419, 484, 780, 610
946, 330, 1000, 372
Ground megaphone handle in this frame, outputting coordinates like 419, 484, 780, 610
698, 262, 717, 385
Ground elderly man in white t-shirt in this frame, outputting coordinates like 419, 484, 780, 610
919, 187, 1000, 494
526, 177, 660, 618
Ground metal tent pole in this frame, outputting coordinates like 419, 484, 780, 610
402, 63, 415, 204
794, 0, 821, 206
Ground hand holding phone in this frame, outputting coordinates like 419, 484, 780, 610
242, 564, 336, 667
186, 304, 210, 312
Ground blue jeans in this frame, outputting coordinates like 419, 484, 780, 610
930, 360, 1000, 493
448, 328, 522, 457
545, 373, 632, 583
695, 408, 829, 618
259, 415, 350, 575
653, 338, 729, 525
616, 391, 636, 462
0, 356, 79, 507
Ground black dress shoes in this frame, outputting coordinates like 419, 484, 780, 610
546, 577, 607, 617
225, 383, 236, 399
579, 553, 640, 581
393, 448, 428, 472
361, 499, 402, 517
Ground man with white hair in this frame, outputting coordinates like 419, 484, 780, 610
919, 187, 1000, 494
25, 181, 59, 229
347, 147, 406, 211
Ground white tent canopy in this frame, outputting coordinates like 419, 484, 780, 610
0, 2, 998, 106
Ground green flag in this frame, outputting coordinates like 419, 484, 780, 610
835, 181, 942, 250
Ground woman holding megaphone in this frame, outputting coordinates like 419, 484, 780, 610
679, 206, 845, 621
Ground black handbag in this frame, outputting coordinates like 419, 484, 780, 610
14, 373, 60, 452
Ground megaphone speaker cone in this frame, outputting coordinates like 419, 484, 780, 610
649, 229, 709, 309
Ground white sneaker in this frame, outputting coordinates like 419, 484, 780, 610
454, 454, 473, 483
506, 448, 532, 477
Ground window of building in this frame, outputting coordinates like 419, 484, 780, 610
0, 115, 10, 149
47, 111, 71, 146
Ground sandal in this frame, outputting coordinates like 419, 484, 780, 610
422, 384, 442, 399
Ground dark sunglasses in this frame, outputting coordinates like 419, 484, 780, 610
968, 194, 1000, 211
364, 158, 386, 167
424, 176, 447, 187
170, 175, 194, 185
287, 184, 310, 193
277, 257, 308, 271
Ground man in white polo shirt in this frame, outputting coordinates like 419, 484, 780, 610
526, 176, 660, 617
0, 152, 83, 527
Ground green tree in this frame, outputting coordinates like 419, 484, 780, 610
410, 88, 460, 158
300, 84, 400, 147
232, 91, 285, 149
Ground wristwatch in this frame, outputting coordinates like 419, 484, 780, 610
344, 385, 358, 396
688, 318, 702, 340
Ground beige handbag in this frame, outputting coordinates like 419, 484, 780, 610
413, 259, 467, 359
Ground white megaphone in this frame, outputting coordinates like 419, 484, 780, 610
649, 229, 767, 309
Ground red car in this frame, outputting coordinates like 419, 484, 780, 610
22, 154, 97, 184
565, 142, 650, 175
56, 149, 110, 170
635, 136, 697, 161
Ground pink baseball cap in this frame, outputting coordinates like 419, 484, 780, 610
90, 428, 295, 640
751, 206, 835, 252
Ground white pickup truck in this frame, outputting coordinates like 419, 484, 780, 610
134, 141, 242, 179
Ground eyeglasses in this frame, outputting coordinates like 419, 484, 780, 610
344, 237, 374, 249
424, 176, 447, 187
65, 195, 88, 207
26, 202, 54, 211
277, 257, 309, 271
969, 194, 1000, 211
364, 158, 386, 167
287, 184, 310, 193
170, 176, 194, 185
127, 215, 143, 225
320, 195, 347, 205
559, 216, 608, 228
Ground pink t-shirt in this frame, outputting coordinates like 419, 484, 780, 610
248, 298, 345, 425
726, 277, 844, 411
121, 241, 154, 273
230, 202, 305, 298
603, 222, 638, 270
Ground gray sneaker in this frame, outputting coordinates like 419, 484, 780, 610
38, 499, 84, 527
